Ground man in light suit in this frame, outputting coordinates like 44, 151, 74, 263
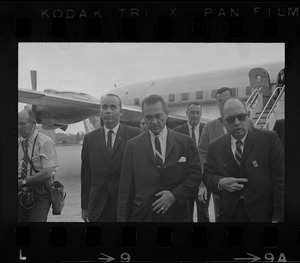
198, 87, 233, 221
203, 98, 284, 222
174, 101, 205, 222
81, 94, 140, 222
117, 95, 201, 222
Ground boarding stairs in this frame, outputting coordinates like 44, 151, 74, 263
246, 85, 285, 130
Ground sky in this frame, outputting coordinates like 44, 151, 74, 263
18, 43, 284, 134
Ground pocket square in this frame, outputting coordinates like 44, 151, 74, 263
178, 156, 186, 162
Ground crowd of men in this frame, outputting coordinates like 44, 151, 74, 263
18, 87, 284, 223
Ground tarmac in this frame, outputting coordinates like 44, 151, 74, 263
47, 144, 215, 222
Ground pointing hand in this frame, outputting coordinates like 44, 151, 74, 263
219, 177, 249, 192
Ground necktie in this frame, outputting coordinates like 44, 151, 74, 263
235, 140, 243, 166
107, 130, 113, 152
155, 136, 163, 167
21, 140, 29, 179
191, 126, 196, 146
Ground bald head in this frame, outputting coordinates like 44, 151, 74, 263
223, 98, 247, 113
223, 98, 250, 140
19, 109, 36, 121
18, 109, 36, 138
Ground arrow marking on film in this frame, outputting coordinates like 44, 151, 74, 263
98, 253, 115, 262
234, 253, 261, 262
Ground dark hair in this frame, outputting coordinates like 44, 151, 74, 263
216, 87, 233, 96
187, 101, 202, 110
101, 94, 122, 109
141, 95, 167, 113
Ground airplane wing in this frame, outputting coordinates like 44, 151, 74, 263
19, 89, 187, 130
19, 88, 100, 129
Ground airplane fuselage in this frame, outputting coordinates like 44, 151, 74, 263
108, 61, 284, 122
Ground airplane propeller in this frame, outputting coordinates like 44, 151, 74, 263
28, 70, 69, 131
30, 70, 37, 91
29, 70, 37, 114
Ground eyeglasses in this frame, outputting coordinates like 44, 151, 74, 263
18, 121, 30, 127
224, 113, 248, 124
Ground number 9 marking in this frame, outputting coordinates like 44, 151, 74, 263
120, 253, 131, 262
265, 253, 274, 262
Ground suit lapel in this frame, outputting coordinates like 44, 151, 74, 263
241, 128, 255, 165
165, 129, 175, 166
143, 132, 156, 165
198, 123, 204, 147
98, 128, 109, 161
110, 124, 124, 157
222, 134, 240, 170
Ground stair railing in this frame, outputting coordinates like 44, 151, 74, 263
263, 85, 285, 129
255, 85, 285, 128
246, 87, 262, 110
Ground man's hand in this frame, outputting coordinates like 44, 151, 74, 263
218, 177, 249, 192
82, 209, 89, 222
152, 190, 176, 214
198, 186, 208, 204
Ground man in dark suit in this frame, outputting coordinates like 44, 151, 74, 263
273, 118, 284, 148
203, 98, 284, 222
117, 95, 201, 222
198, 87, 233, 221
174, 101, 205, 222
81, 94, 140, 222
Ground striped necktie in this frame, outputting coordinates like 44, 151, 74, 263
155, 136, 163, 168
191, 126, 196, 146
21, 140, 29, 179
107, 130, 113, 152
235, 140, 243, 166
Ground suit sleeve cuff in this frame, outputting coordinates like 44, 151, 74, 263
218, 179, 223, 191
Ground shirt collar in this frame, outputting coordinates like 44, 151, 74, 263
188, 123, 199, 131
149, 125, 168, 139
104, 123, 120, 135
230, 132, 248, 145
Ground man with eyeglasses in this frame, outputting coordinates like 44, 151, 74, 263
18, 109, 59, 222
202, 98, 284, 222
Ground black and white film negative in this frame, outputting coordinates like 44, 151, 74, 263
0, 1, 299, 262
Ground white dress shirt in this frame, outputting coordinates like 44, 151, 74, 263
149, 126, 168, 164
188, 123, 200, 146
104, 123, 120, 149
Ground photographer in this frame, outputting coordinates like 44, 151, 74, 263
18, 109, 59, 222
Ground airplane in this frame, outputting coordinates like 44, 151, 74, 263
18, 60, 285, 132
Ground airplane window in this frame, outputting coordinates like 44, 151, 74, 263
211, 89, 217, 98
181, 92, 189, 101
134, 98, 139, 105
196, 91, 203, 100
169, 94, 175, 102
